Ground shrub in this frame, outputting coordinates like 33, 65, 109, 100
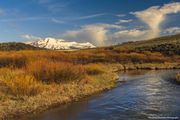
26, 60, 86, 83
0, 68, 42, 97
85, 64, 105, 75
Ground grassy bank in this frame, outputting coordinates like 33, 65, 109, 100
0, 63, 118, 120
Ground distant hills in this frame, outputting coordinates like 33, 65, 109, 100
0, 34, 179, 55
113, 34, 180, 55
0, 42, 44, 51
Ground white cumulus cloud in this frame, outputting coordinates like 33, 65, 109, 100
132, 2, 180, 38
108, 29, 150, 44
51, 18, 65, 24
62, 23, 123, 46
21, 34, 42, 41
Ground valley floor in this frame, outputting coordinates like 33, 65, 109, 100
0, 63, 179, 120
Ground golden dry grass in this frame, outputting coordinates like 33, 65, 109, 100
0, 63, 118, 120
84, 63, 105, 75
0, 68, 43, 97
26, 59, 86, 83
0, 48, 178, 69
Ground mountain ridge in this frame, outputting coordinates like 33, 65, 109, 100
26, 38, 96, 50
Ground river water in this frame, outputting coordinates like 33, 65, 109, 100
22, 70, 180, 120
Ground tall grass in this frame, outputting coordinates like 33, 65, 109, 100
0, 53, 26, 68
0, 49, 177, 69
26, 59, 86, 83
0, 68, 42, 97
84, 64, 105, 75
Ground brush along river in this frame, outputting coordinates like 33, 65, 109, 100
19, 70, 180, 120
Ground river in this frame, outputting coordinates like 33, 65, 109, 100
21, 70, 180, 120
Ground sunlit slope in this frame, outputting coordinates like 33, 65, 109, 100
113, 34, 180, 55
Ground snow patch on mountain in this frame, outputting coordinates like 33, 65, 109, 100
26, 38, 96, 50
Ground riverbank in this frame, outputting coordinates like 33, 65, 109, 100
0, 62, 180, 119
31, 70, 180, 120
123, 63, 180, 70
0, 63, 119, 120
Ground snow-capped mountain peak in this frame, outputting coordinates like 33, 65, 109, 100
44, 37, 65, 42
26, 38, 96, 50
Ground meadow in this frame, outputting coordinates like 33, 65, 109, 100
0, 40, 179, 119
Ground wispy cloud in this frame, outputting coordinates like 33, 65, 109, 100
0, 8, 5, 16
35, 0, 71, 13
74, 13, 106, 20
0, 16, 49, 22
51, 18, 65, 24
21, 34, 42, 41
47, 3, 68, 13
115, 19, 132, 24
0, 13, 106, 23
116, 14, 126, 17
37, 0, 52, 4
0, 14, 106, 23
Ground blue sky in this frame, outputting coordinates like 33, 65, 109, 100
0, 0, 180, 46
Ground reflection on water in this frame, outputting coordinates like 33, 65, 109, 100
23, 70, 180, 120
